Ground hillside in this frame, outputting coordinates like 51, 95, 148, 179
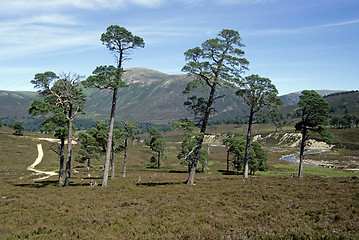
84, 68, 248, 122
279, 90, 345, 106
324, 91, 359, 116
0, 68, 356, 124
0, 68, 249, 123
0, 91, 40, 118
278, 90, 359, 118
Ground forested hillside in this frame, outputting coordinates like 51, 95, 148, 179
325, 91, 359, 116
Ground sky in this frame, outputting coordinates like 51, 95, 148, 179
0, 0, 358, 95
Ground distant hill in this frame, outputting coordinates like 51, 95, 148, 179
279, 90, 346, 106
83, 68, 248, 123
279, 90, 359, 118
0, 91, 39, 118
0, 68, 248, 123
0, 68, 356, 124
324, 91, 359, 116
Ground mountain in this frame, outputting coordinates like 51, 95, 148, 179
0, 68, 356, 124
0, 68, 248, 123
83, 68, 248, 123
324, 91, 359, 116
279, 90, 346, 106
0, 91, 39, 118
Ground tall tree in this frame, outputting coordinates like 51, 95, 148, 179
29, 97, 68, 185
236, 74, 283, 178
84, 25, 144, 187
295, 90, 330, 178
31, 72, 86, 186
182, 29, 248, 185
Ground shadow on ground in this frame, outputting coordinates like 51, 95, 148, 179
15, 180, 90, 188
136, 181, 184, 187
218, 170, 241, 175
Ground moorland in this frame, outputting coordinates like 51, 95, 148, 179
0, 122, 358, 239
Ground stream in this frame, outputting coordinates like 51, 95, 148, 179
280, 149, 334, 166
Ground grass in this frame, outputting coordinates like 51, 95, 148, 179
262, 163, 358, 177
0, 126, 358, 239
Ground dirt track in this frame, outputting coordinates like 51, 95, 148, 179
27, 144, 58, 181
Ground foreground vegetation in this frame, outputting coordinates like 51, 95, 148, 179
0, 126, 358, 239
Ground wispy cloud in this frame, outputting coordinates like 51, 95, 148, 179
0, 14, 81, 28
0, 0, 277, 14
314, 19, 359, 29
0, 0, 173, 14
247, 19, 359, 36
0, 14, 98, 60
0, 0, 123, 13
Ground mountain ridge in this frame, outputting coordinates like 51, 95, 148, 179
0, 68, 351, 123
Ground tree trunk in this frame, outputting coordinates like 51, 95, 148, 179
226, 149, 230, 172
111, 145, 115, 180
123, 138, 128, 177
298, 129, 307, 178
87, 158, 90, 171
64, 105, 73, 187
58, 138, 65, 185
186, 86, 216, 185
157, 151, 161, 169
102, 88, 118, 187
205, 144, 210, 174
243, 109, 254, 179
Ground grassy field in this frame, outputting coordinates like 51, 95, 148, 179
0, 126, 358, 239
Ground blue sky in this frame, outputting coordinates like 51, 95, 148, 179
0, 0, 358, 95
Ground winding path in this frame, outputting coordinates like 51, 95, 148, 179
27, 144, 58, 181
